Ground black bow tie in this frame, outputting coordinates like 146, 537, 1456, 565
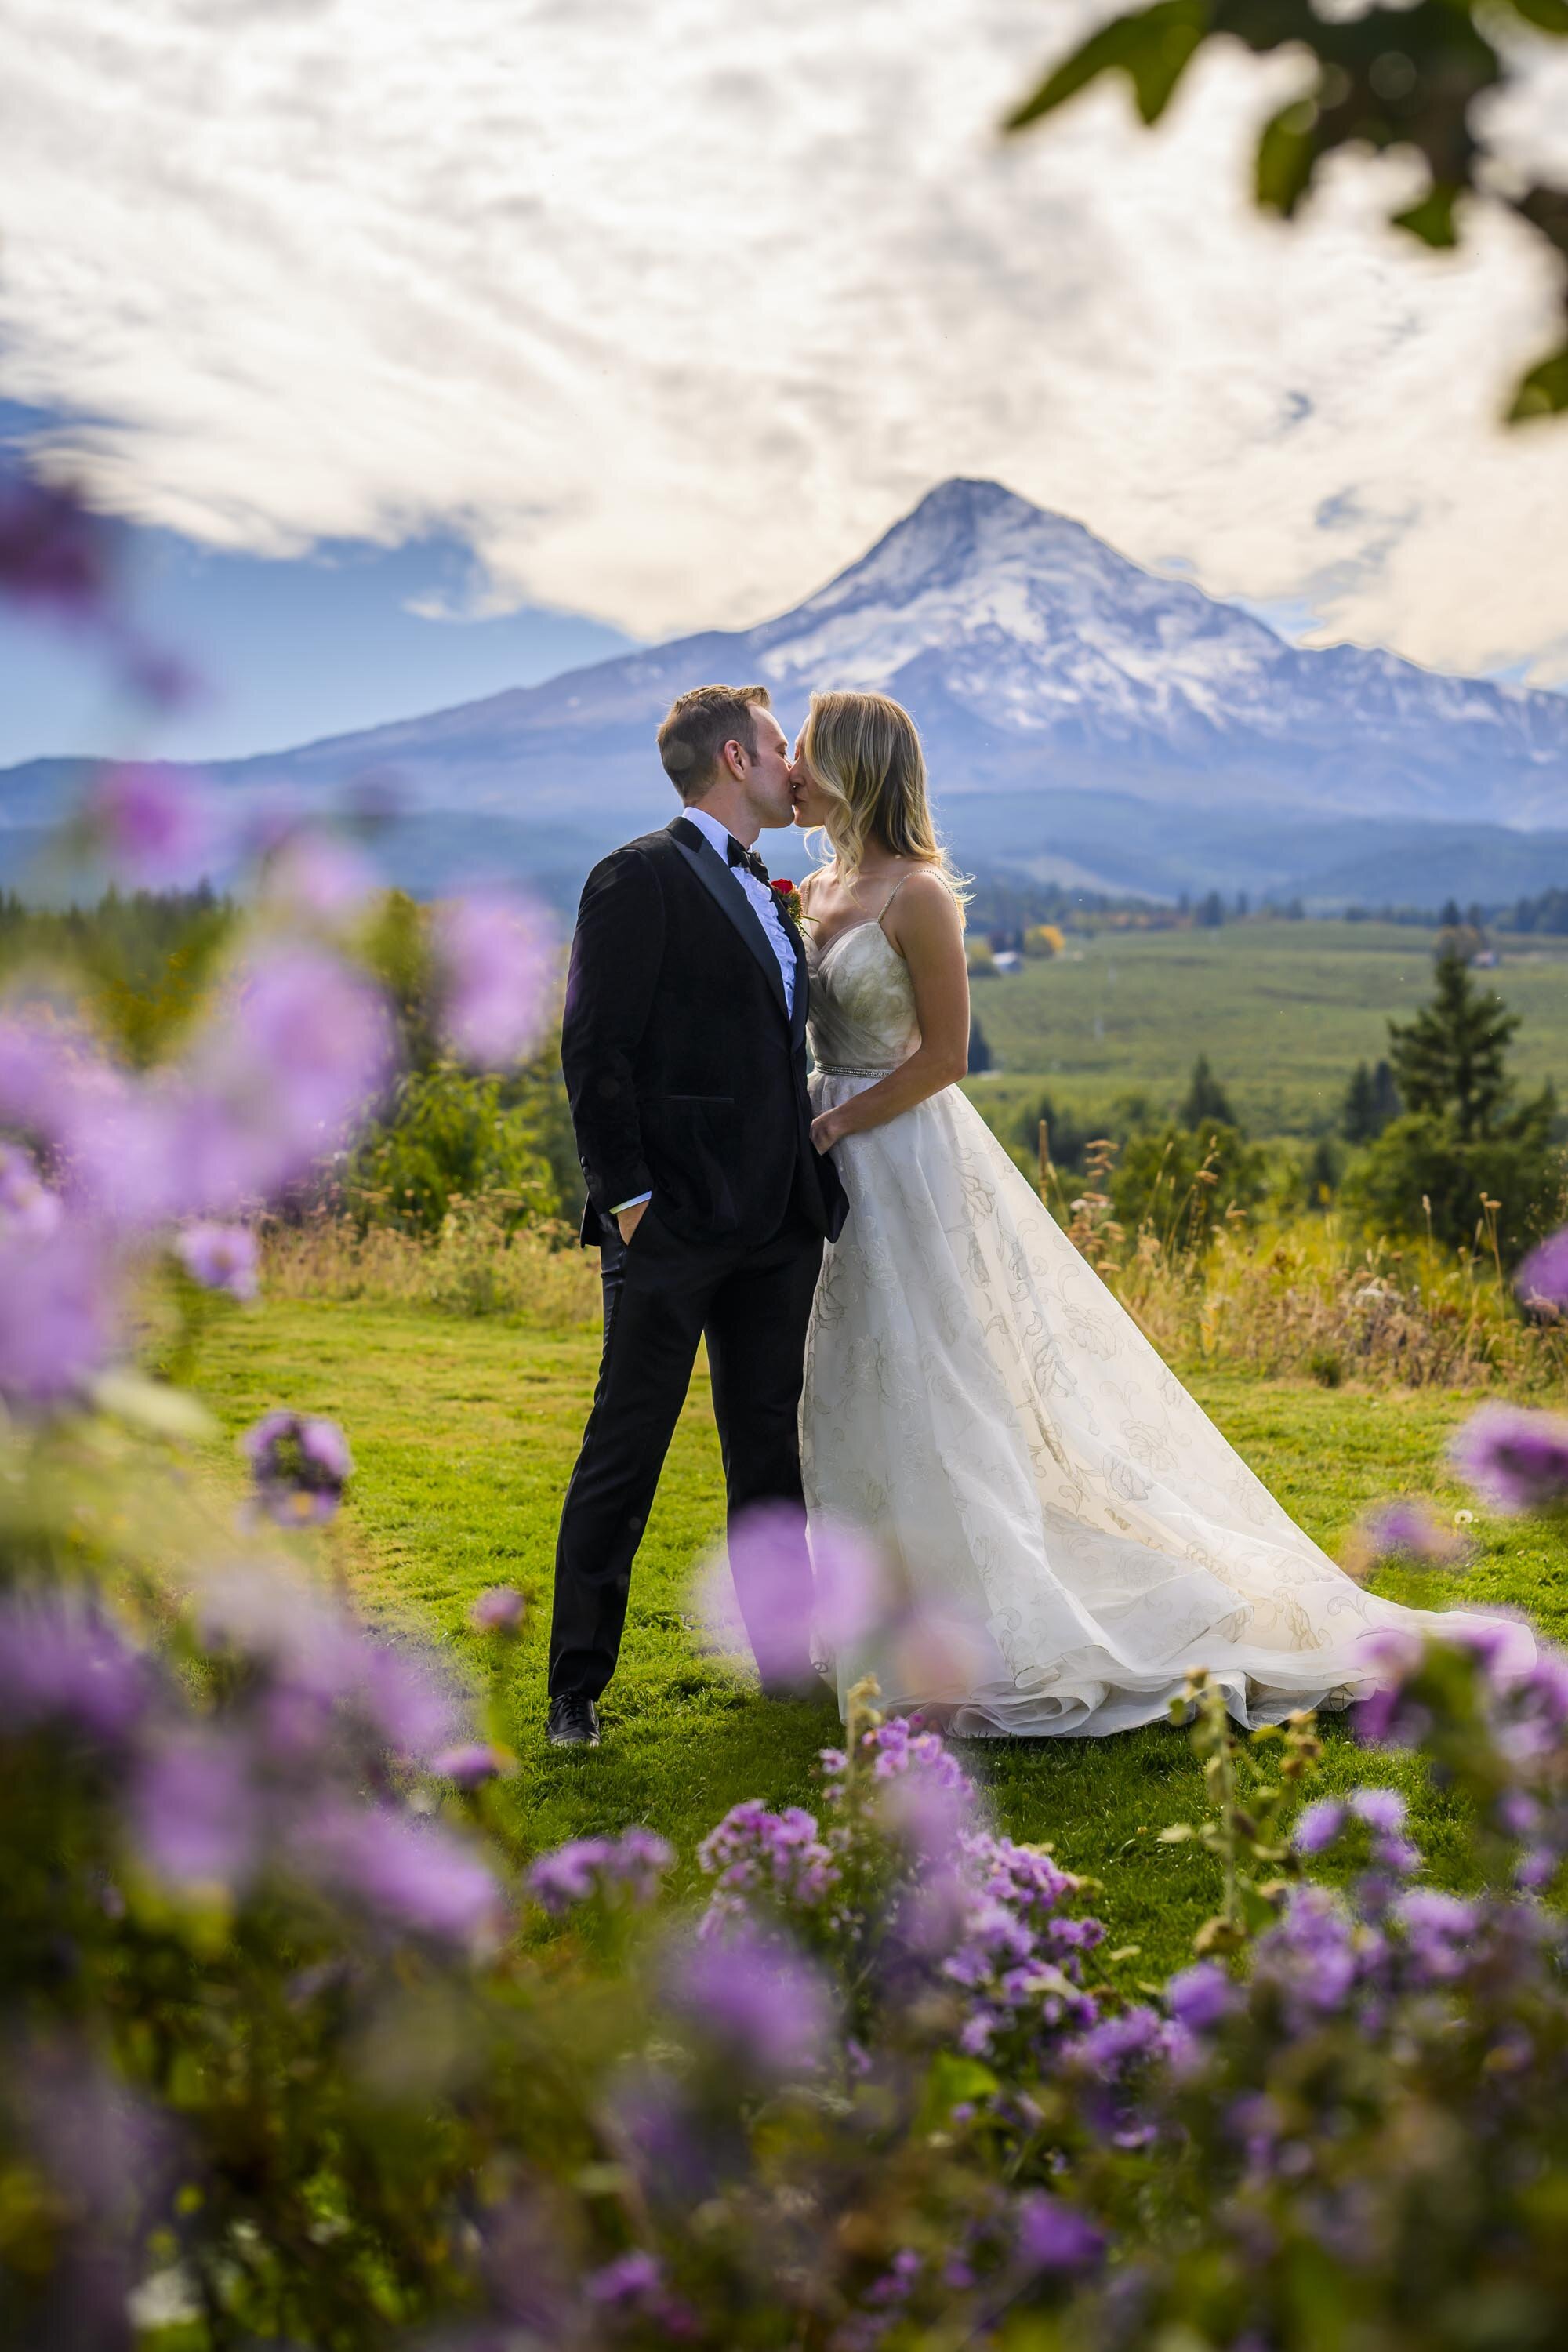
726, 836, 770, 885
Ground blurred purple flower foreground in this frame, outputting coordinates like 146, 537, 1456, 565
0, 1592, 149, 1739
241, 1411, 354, 1525
1348, 1496, 1470, 1575
0, 1226, 117, 1408
1449, 1402, 1568, 1514
0, 466, 114, 622
470, 1584, 526, 1633
176, 1222, 260, 1301
434, 891, 552, 1068
0, 1141, 63, 1239
1515, 1225, 1568, 1316
85, 764, 210, 888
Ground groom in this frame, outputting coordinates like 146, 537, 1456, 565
546, 684, 849, 1747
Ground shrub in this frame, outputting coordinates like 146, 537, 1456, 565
1110, 1120, 1269, 1251
1345, 1106, 1565, 1263
345, 1061, 561, 1233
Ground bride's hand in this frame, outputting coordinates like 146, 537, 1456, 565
811, 1106, 847, 1154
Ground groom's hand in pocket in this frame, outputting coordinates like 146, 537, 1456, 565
616, 1200, 651, 1246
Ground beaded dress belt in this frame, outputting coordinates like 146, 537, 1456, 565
815, 1063, 896, 1078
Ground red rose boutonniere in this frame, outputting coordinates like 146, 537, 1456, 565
771, 877, 804, 925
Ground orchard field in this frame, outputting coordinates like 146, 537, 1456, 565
962, 920, 1568, 1140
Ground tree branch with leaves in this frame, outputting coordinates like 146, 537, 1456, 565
1007, 0, 1568, 418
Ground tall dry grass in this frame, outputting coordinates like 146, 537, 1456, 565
262, 1196, 601, 1330
1051, 1136, 1566, 1392
264, 1151, 1567, 1391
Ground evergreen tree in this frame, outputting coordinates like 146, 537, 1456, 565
1348, 950, 1563, 1259
1341, 1058, 1401, 1144
1388, 949, 1519, 1142
1341, 1062, 1377, 1145
1179, 1053, 1236, 1131
1195, 891, 1226, 929
1438, 897, 1464, 931
1371, 1058, 1400, 1131
967, 1015, 993, 1075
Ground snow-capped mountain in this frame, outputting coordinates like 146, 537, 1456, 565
5, 477, 1568, 904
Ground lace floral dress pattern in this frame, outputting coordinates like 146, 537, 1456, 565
801, 916, 1525, 1737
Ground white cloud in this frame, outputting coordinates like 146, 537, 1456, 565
2, 0, 1568, 678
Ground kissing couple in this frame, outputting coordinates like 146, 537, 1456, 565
544, 684, 1520, 1748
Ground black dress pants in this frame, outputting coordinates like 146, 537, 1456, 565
547, 1204, 824, 1701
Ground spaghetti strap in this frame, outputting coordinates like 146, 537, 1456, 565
874, 870, 916, 935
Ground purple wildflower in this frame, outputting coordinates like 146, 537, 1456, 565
302, 1802, 501, 1947
528, 1826, 674, 1915
586, 2251, 663, 2306
0, 1012, 65, 1143
357, 1642, 463, 1761
0, 1225, 117, 1406
434, 889, 552, 1068
261, 828, 377, 923
430, 1740, 516, 1788
701, 1500, 819, 1686
666, 1922, 836, 2077
1348, 1786, 1406, 1834
1014, 2190, 1106, 2276
176, 1222, 259, 1301
84, 764, 210, 888
698, 1798, 840, 1926
1356, 1497, 1468, 1570
241, 1410, 354, 1525
1165, 1959, 1236, 2034
1449, 1403, 1568, 1515
0, 1593, 149, 1739
196, 1566, 459, 1762
1394, 1888, 1480, 1982
131, 1731, 260, 1893
0, 1142, 62, 1238
0, 467, 115, 622
191, 942, 394, 1200
469, 1584, 526, 1633
1294, 1798, 1347, 1854
1515, 1225, 1568, 1315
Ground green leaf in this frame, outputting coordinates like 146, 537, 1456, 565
1508, 338, 1568, 423
1256, 96, 1319, 217
1006, 0, 1208, 134
1392, 181, 1460, 249
1508, 0, 1568, 33
920, 2052, 999, 2124
89, 1369, 216, 1443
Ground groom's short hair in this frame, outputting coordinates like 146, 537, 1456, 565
657, 684, 773, 800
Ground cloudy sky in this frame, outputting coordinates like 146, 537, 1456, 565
2, 0, 1568, 762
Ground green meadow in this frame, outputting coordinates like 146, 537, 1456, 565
962, 920, 1568, 1140
194, 1298, 1567, 1984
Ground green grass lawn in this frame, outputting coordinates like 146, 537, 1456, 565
193, 1298, 1568, 1981
962, 920, 1568, 1140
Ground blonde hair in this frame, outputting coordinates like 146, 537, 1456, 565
799, 690, 967, 911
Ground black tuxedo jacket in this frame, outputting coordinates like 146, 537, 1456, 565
561, 815, 849, 1250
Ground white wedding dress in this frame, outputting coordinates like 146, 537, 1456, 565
800, 902, 1527, 1737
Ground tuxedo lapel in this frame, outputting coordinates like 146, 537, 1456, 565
666, 816, 790, 1025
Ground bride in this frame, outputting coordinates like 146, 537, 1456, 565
791, 689, 1524, 1737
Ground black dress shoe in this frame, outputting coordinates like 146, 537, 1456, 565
546, 1693, 601, 1748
